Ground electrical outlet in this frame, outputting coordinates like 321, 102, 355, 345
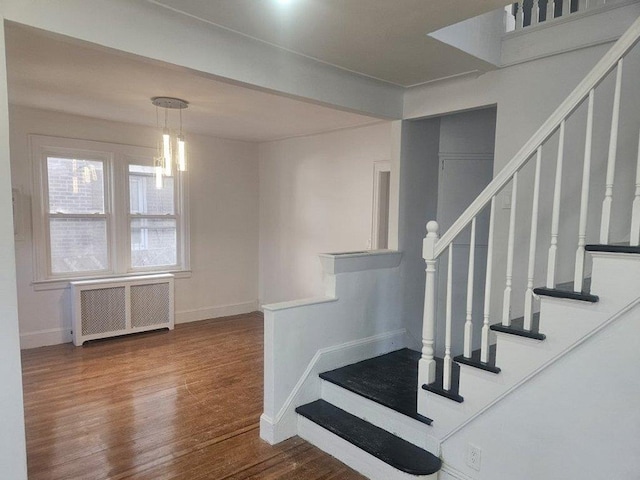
467, 444, 482, 471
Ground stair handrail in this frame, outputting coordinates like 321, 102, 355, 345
417, 14, 640, 397
433, 14, 640, 260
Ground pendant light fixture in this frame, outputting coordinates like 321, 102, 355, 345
151, 96, 188, 188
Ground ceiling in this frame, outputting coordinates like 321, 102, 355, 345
151, 0, 508, 86
5, 23, 382, 143
6, 2, 508, 142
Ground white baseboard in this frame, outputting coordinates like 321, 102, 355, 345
20, 301, 260, 349
260, 328, 408, 444
175, 300, 259, 324
20, 328, 71, 350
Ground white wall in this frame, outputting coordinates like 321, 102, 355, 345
0, 19, 27, 480
10, 106, 260, 348
258, 122, 393, 305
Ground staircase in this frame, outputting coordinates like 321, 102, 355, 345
274, 13, 640, 480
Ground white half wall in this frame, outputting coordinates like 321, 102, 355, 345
10, 106, 260, 348
258, 122, 393, 305
0, 19, 28, 480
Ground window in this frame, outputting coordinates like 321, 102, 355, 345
31, 136, 189, 283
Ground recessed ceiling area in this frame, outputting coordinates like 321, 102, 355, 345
5, 23, 383, 143
150, 0, 508, 86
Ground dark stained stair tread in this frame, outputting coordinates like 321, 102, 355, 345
421, 357, 464, 403
586, 243, 640, 255
490, 312, 546, 340
454, 344, 500, 374
320, 349, 433, 425
533, 286, 598, 303
296, 400, 442, 476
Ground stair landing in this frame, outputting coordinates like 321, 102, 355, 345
320, 348, 433, 425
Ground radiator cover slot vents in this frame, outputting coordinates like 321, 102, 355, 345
71, 274, 174, 346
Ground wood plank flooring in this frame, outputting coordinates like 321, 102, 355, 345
21, 312, 365, 480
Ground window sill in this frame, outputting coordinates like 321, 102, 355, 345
32, 270, 192, 291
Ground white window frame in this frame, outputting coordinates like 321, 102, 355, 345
30, 135, 190, 288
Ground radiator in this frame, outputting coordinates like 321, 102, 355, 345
70, 274, 174, 346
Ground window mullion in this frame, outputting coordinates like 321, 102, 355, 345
111, 154, 128, 275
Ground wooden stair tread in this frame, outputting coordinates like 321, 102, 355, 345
320, 349, 433, 425
534, 279, 597, 303
421, 357, 464, 403
454, 344, 500, 374
296, 400, 442, 476
490, 312, 546, 340
585, 243, 640, 255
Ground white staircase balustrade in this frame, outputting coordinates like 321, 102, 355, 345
600, 58, 623, 245
418, 14, 640, 417
463, 218, 476, 357
574, 89, 594, 291
546, 121, 565, 289
502, 173, 518, 327
524, 147, 542, 331
481, 197, 496, 363
631, 129, 640, 247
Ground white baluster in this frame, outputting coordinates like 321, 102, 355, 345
516, 1, 524, 29
600, 59, 623, 245
419, 221, 439, 388
547, 120, 565, 288
578, 0, 588, 12
546, 0, 555, 21
502, 173, 518, 327
575, 90, 595, 291
443, 244, 453, 391
464, 218, 476, 358
562, 0, 571, 16
524, 147, 542, 331
481, 197, 496, 363
531, 0, 540, 25
631, 129, 640, 247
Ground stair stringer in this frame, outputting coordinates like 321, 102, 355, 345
422, 251, 640, 440
436, 294, 640, 480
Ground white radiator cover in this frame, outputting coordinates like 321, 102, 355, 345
71, 274, 174, 346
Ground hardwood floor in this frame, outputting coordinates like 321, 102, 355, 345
21, 313, 365, 479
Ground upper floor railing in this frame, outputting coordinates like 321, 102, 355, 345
506, 0, 627, 32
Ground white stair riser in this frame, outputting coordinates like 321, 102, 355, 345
538, 297, 604, 339
457, 365, 507, 406
590, 253, 640, 306
297, 415, 439, 480
321, 380, 439, 452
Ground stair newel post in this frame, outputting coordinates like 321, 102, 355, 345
502, 173, 518, 327
631, 128, 640, 247
575, 89, 595, 290
443, 244, 454, 391
600, 58, 624, 245
515, 1, 524, 30
531, 0, 540, 26
419, 221, 439, 387
524, 147, 542, 331
463, 218, 476, 358
481, 197, 496, 363
547, 120, 566, 288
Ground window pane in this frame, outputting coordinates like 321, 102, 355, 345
50, 218, 108, 274
47, 157, 105, 214
130, 218, 177, 268
128, 165, 174, 215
